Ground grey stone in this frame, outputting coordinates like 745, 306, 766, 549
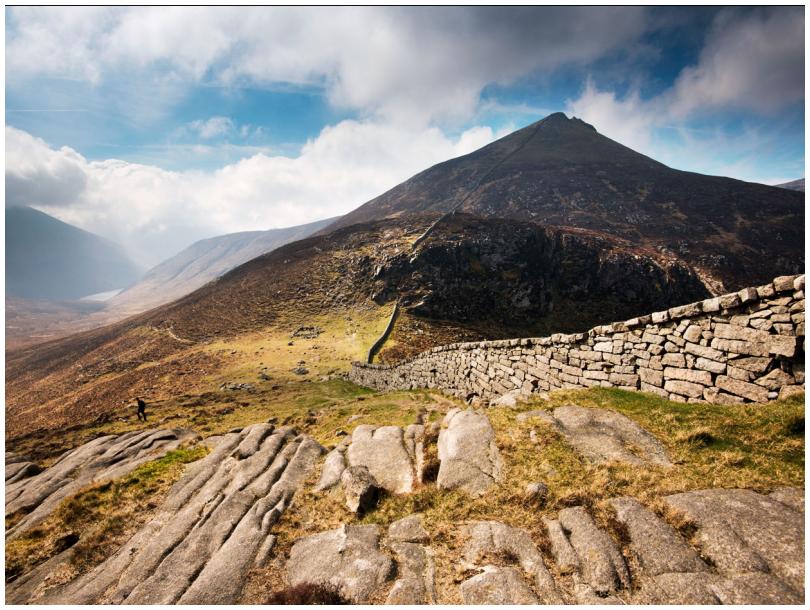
770, 487, 804, 513
35, 427, 322, 605
543, 517, 579, 574
385, 542, 435, 604
6, 428, 198, 540
315, 447, 346, 492
461, 520, 561, 603
437, 408, 502, 496
388, 513, 429, 543
460, 566, 539, 604
711, 572, 803, 604
287, 524, 395, 603
341, 465, 380, 514
663, 488, 804, 592
524, 481, 549, 505
347, 425, 416, 494
550, 405, 671, 467
634, 572, 720, 604
609, 497, 708, 576
755, 368, 795, 390
715, 375, 770, 402
558, 506, 630, 595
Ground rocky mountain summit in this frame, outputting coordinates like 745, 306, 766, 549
331, 112, 804, 292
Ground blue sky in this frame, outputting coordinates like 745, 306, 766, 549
5, 6, 805, 265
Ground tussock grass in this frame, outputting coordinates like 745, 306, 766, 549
5, 446, 208, 584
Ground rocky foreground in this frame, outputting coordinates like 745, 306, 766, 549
5, 404, 805, 605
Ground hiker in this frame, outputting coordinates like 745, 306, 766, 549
136, 398, 147, 422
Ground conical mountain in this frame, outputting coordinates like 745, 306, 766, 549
333, 112, 803, 290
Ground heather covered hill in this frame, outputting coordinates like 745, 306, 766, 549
108, 216, 337, 316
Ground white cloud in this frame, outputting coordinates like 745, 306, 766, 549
5, 122, 502, 266
566, 8, 804, 179
6, 6, 650, 125
668, 8, 804, 116
187, 116, 235, 139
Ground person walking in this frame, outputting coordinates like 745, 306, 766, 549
136, 397, 147, 422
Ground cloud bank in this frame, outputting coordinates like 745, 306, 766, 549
6, 6, 649, 126
6, 121, 506, 266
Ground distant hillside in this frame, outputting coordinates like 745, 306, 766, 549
108, 216, 337, 315
776, 178, 805, 192
5, 207, 142, 301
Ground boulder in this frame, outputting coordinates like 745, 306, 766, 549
388, 514, 429, 543
286, 524, 394, 603
314, 447, 346, 492
460, 566, 539, 604
558, 506, 630, 595
437, 408, 502, 496
347, 425, 417, 494
341, 465, 380, 515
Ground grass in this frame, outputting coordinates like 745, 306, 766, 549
5, 445, 208, 585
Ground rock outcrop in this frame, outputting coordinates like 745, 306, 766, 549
347, 424, 421, 494
437, 408, 502, 496
286, 524, 395, 603
546, 405, 671, 467
12, 424, 324, 604
5, 428, 198, 540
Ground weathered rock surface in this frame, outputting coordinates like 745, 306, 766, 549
461, 521, 561, 603
315, 446, 346, 491
609, 496, 708, 576
558, 506, 631, 595
460, 566, 540, 604
437, 408, 502, 496
5, 428, 198, 540
389, 513, 430, 543
286, 524, 395, 603
550, 406, 671, 467
347, 424, 420, 493
662, 488, 804, 596
15, 425, 324, 605
385, 542, 435, 604
341, 465, 380, 514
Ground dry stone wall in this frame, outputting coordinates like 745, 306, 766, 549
350, 275, 805, 404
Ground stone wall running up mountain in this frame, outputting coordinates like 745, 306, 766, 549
350, 275, 805, 404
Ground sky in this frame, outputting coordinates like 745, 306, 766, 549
5, 6, 806, 267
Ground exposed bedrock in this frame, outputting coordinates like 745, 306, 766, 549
5, 428, 198, 540
17, 424, 325, 605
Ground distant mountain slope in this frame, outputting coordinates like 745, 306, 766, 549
5, 207, 142, 301
776, 178, 805, 192
106, 216, 337, 315
329, 113, 804, 291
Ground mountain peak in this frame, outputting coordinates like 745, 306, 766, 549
529, 112, 596, 132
